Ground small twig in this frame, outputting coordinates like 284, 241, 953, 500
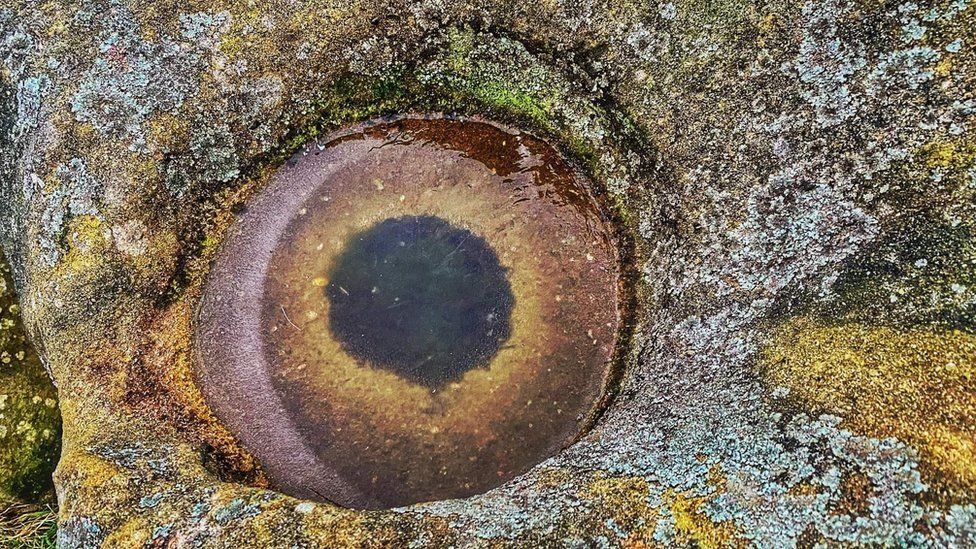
280, 306, 301, 331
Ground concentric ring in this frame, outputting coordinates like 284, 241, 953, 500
196, 116, 623, 509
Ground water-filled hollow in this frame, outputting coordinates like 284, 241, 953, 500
196, 116, 624, 508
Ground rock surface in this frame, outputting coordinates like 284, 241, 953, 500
0, 0, 973, 546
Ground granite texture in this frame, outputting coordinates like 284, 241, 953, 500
0, 0, 973, 546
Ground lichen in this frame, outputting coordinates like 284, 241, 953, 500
762, 317, 976, 503
0, 0, 974, 545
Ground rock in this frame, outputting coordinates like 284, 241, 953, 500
0, 0, 973, 545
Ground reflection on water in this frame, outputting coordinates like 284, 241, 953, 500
326, 215, 514, 388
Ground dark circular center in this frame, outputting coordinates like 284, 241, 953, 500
326, 215, 514, 388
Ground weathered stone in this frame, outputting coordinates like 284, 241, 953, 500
0, 0, 973, 546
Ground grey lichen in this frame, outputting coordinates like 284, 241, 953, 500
69, 6, 203, 152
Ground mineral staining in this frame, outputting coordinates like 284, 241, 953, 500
197, 117, 622, 509
326, 215, 514, 388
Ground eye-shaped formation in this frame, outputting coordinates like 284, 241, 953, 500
4, 0, 976, 544
196, 117, 623, 509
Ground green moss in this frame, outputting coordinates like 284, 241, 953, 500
271, 74, 411, 165
421, 28, 654, 228
246, 27, 652, 237
431, 29, 570, 132
471, 81, 552, 128
446, 26, 475, 76
0, 251, 61, 505
263, 48, 579, 184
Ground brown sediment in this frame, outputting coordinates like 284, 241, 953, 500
196, 116, 625, 509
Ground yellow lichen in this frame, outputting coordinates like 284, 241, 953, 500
919, 138, 976, 170
583, 471, 743, 548
664, 490, 742, 549
762, 317, 976, 501
102, 517, 150, 547
588, 475, 655, 523
934, 57, 954, 78
146, 113, 191, 153
58, 215, 112, 274
585, 474, 660, 547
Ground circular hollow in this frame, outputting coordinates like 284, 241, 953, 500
326, 215, 515, 388
196, 116, 623, 509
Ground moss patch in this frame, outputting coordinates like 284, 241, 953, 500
0, 251, 61, 505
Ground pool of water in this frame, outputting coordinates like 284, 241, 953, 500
197, 116, 623, 509
326, 215, 514, 388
